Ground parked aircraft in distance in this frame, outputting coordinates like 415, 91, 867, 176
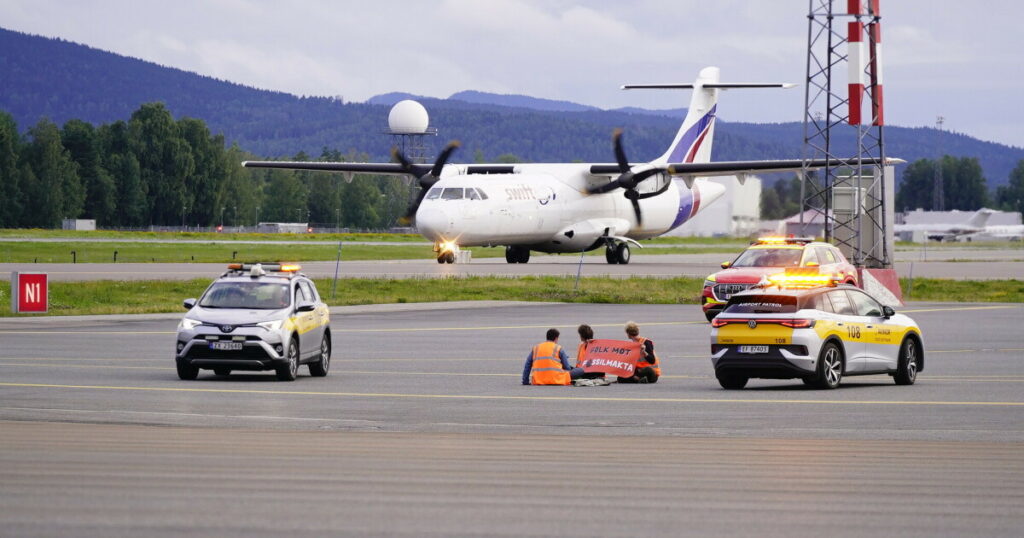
894, 208, 994, 242
245, 67, 899, 264
963, 223, 1024, 241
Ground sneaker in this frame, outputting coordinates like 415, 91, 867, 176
574, 379, 595, 386
592, 378, 611, 386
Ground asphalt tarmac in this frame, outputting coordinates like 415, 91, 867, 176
2, 245, 1023, 281
1, 301, 1023, 536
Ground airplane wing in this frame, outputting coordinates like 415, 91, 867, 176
588, 157, 905, 178
241, 160, 525, 177
242, 161, 432, 177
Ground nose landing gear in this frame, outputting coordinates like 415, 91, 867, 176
435, 241, 459, 264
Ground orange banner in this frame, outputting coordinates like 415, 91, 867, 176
580, 339, 642, 377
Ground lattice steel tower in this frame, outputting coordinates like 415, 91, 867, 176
800, 0, 892, 269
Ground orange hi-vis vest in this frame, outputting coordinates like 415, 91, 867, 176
575, 340, 590, 368
530, 341, 571, 385
636, 337, 661, 376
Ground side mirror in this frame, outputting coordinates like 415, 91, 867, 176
296, 300, 316, 313
720, 261, 732, 269
882, 305, 895, 318
183, 298, 196, 310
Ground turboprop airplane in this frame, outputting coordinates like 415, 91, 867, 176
244, 67, 899, 264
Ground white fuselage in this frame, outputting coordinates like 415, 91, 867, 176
414, 164, 725, 252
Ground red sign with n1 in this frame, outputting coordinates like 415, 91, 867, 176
11, 272, 48, 313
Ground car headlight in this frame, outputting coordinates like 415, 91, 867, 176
178, 318, 202, 331
703, 280, 715, 288
257, 320, 285, 331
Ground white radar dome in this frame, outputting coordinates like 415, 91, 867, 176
388, 100, 430, 134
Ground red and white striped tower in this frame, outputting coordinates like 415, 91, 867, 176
802, 0, 891, 271
847, 0, 883, 125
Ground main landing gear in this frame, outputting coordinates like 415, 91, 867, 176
604, 242, 631, 264
505, 245, 531, 264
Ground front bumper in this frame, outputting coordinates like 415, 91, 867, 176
176, 325, 289, 371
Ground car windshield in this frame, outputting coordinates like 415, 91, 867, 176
723, 294, 798, 314
732, 248, 803, 268
199, 282, 290, 309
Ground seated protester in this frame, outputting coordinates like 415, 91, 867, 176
570, 324, 607, 385
617, 321, 661, 384
522, 328, 573, 385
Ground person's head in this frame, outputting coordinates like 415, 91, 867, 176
546, 328, 560, 342
625, 321, 640, 338
577, 324, 593, 342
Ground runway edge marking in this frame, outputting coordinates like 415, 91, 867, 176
1, 382, 1022, 407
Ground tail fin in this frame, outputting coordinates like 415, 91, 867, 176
623, 67, 795, 165
966, 208, 995, 228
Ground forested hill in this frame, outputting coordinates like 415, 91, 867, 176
2, 27, 1023, 185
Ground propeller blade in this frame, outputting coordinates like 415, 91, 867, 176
629, 195, 642, 225
612, 128, 629, 173
401, 188, 430, 223
399, 140, 461, 225
391, 147, 415, 174
430, 141, 460, 178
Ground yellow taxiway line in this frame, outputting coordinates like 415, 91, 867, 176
1, 382, 1021, 407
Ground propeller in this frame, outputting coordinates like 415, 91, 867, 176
587, 129, 664, 225
397, 141, 460, 225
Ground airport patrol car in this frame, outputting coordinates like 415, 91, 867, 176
175, 263, 331, 381
701, 237, 858, 321
709, 269, 922, 389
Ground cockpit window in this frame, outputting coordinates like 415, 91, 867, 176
426, 187, 442, 200
441, 188, 464, 200
475, 188, 488, 200
466, 188, 481, 200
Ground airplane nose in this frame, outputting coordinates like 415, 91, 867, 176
700, 181, 727, 207
415, 206, 452, 241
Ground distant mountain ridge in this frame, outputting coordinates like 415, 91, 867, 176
2, 27, 1022, 186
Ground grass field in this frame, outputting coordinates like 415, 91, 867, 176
1, 275, 1021, 317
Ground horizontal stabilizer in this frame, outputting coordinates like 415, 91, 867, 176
622, 83, 796, 90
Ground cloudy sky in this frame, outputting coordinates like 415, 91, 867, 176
2, 0, 1021, 147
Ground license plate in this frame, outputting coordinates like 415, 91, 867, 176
210, 341, 243, 351
738, 345, 769, 354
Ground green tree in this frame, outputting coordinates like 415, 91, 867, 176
62, 119, 117, 224
260, 168, 309, 222
995, 160, 1024, 216
897, 156, 989, 211
129, 103, 194, 225
0, 112, 23, 227
97, 120, 147, 227
342, 177, 382, 228
21, 119, 83, 227
219, 144, 261, 226
178, 117, 229, 225
760, 188, 783, 220
108, 152, 147, 227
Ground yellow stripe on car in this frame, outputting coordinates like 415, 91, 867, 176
716, 323, 793, 345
